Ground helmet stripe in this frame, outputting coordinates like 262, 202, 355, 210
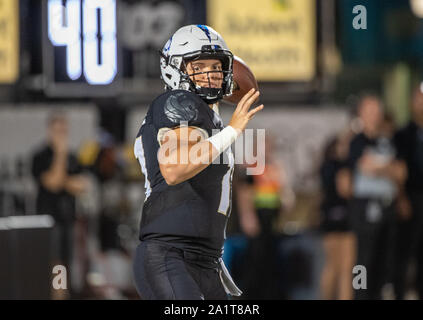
196, 24, 212, 43
163, 36, 173, 53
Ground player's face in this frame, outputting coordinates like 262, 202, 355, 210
186, 59, 223, 89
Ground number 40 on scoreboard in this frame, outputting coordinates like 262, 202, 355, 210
42, 0, 120, 96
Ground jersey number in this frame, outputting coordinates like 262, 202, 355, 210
217, 149, 234, 216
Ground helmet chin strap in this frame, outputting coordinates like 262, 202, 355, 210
195, 87, 222, 104
178, 58, 227, 104
190, 75, 224, 104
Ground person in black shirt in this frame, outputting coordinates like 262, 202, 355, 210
132, 25, 263, 300
345, 95, 406, 300
31, 112, 87, 297
392, 85, 423, 299
319, 129, 356, 300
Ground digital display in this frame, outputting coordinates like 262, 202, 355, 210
43, 0, 120, 96
41, 0, 190, 98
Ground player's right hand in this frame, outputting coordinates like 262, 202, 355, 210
228, 88, 264, 133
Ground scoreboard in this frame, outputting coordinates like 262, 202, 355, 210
47, 0, 118, 85
43, 0, 119, 96
41, 0, 188, 97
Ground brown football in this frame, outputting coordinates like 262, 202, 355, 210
224, 56, 259, 104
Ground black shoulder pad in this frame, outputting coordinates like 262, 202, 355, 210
152, 90, 210, 130
163, 90, 201, 124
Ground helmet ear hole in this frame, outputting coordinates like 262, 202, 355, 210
165, 74, 172, 80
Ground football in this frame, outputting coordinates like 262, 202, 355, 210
224, 56, 259, 104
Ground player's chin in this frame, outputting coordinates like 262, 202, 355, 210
195, 80, 221, 88
199, 83, 222, 89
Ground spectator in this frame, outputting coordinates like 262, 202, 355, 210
345, 94, 406, 300
319, 129, 356, 300
31, 112, 88, 298
236, 136, 294, 299
393, 84, 423, 299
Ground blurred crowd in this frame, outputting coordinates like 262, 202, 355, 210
0, 110, 143, 299
224, 85, 423, 300
1, 84, 422, 300
316, 86, 423, 300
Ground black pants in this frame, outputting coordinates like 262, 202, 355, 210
350, 198, 396, 300
133, 240, 228, 300
393, 191, 423, 299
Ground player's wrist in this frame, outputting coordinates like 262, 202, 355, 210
227, 125, 242, 136
207, 125, 240, 154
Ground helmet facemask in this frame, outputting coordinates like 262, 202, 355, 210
160, 25, 235, 104
161, 46, 234, 104
182, 48, 233, 104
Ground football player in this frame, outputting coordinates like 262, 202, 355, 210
133, 25, 263, 300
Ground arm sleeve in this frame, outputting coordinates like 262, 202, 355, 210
346, 136, 363, 171
393, 129, 406, 161
31, 150, 50, 182
68, 153, 83, 175
319, 161, 332, 191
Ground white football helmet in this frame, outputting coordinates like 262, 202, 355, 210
160, 25, 234, 104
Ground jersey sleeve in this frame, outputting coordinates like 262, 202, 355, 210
346, 135, 364, 171
393, 128, 407, 161
152, 90, 209, 131
31, 149, 50, 182
67, 153, 83, 175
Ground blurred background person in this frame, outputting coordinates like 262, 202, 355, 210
392, 84, 423, 299
235, 135, 295, 299
319, 129, 356, 300
345, 95, 406, 300
31, 112, 88, 298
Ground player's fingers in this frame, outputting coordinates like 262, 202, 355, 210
236, 89, 255, 113
247, 104, 264, 119
242, 91, 260, 113
236, 88, 256, 112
